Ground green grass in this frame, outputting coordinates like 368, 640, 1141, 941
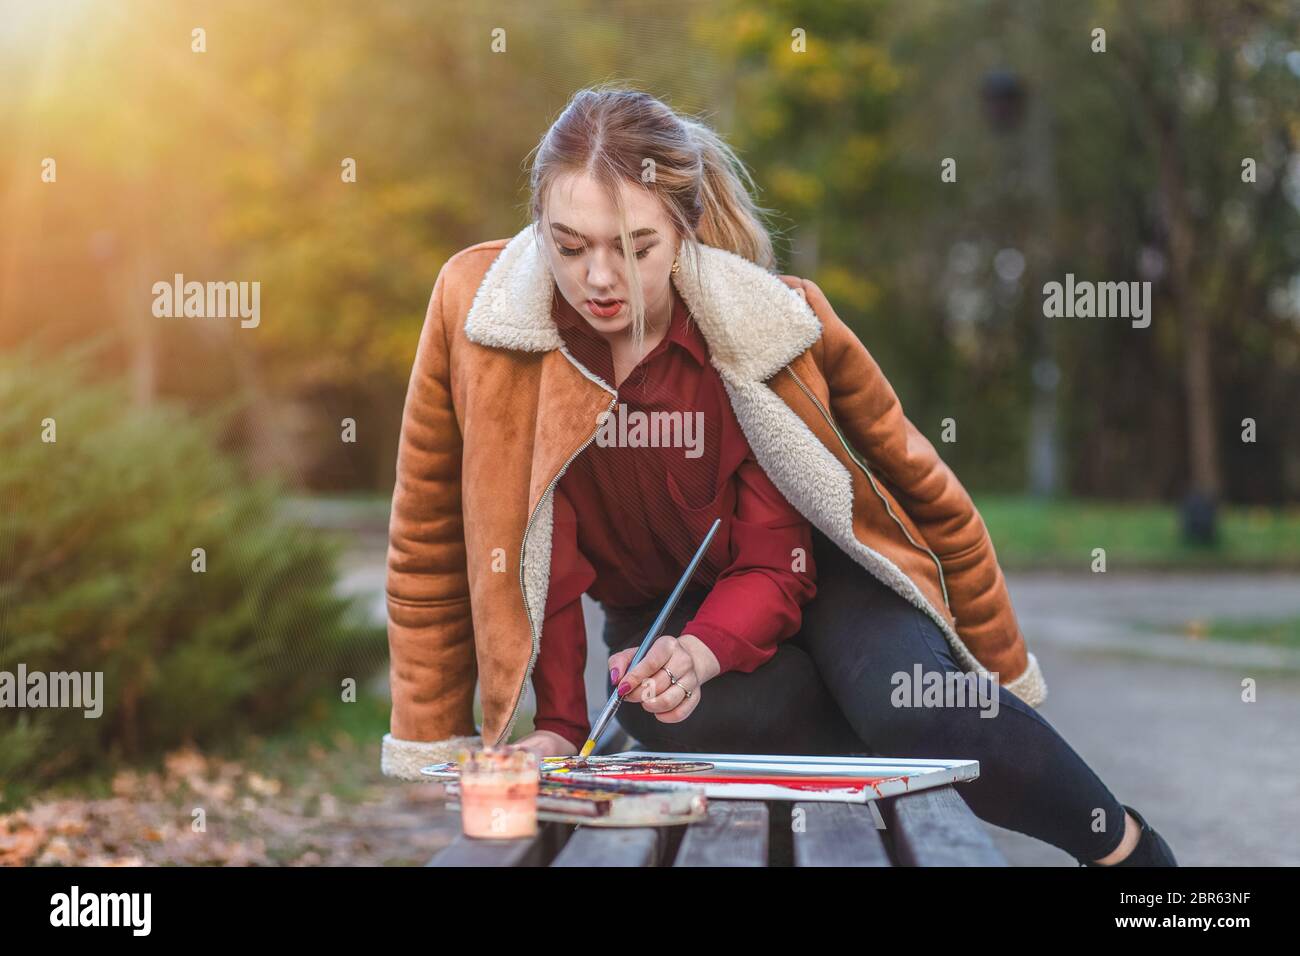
288, 491, 1300, 570
1133, 616, 1300, 655
974, 496, 1300, 570
1205, 617, 1300, 649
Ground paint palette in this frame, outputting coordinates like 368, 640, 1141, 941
421, 756, 716, 781
541, 756, 716, 776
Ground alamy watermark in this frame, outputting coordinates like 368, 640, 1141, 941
1042, 273, 1151, 328
152, 273, 260, 328
50, 886, 150, 936
890, 664, 1000, 718
0, 664, 103, 718
595, 403, 704, 459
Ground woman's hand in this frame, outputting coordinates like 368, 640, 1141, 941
506, 730, 577, 758
607, 633, 718, 724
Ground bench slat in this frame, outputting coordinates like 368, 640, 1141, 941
428, 822, 567, 867
672, 801, 768, 867
426, 787, 1011, 866
791, 801, 892, 867
885, 786, 1007, 866
551, 827, 660, 867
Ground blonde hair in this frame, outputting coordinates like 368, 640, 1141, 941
526, 84, 778, 355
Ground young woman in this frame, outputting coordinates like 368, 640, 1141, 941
381, 87, 1177, 866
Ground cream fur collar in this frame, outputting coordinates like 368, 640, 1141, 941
463, 223, 822, 384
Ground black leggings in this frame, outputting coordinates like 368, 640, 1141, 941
600, 527, 1129, 864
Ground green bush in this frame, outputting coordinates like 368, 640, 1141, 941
0, 346, 385, 789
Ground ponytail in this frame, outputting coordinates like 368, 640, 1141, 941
681, 118, 777, 270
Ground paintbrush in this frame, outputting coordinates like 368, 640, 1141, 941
578, 517, 722, 760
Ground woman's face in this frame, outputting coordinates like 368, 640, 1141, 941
540, 171, 679, 341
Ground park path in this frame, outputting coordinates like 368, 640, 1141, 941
985, 573, 1300, 866
340, 553, 1300, 865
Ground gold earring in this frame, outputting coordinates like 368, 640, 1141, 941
671, 256, 680, 275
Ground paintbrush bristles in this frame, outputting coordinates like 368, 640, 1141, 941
579, 739, 596, 758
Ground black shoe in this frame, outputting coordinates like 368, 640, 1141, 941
1083, 804, 1178, 866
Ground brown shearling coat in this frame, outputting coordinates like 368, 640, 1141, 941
380, 224, 1046, 779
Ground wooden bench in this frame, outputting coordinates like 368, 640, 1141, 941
427, 783, 1007, 867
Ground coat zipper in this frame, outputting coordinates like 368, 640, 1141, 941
784, 364, 951, 610
496, 391, 620, 746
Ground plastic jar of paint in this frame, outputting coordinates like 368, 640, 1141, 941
457, 747, 539, 839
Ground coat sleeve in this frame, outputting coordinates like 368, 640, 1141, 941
381, 257, 484, 779
798, 278, 1047, 708
682, 452, 817, 675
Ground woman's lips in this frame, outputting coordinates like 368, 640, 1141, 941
586, 298, 625, 318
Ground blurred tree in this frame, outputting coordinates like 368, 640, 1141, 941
0, 345, 384, 788
1103, 0, 1300, 536
2, 0, 1297, 505
713, 0, 1300, 508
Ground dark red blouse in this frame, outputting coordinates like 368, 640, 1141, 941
530, 284, 818, 750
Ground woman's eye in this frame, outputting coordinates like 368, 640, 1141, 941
557, 243, 651, 259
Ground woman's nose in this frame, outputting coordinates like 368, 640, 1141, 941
586, 250, 622, 288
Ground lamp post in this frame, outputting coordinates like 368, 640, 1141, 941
980, 68, 1060, 498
